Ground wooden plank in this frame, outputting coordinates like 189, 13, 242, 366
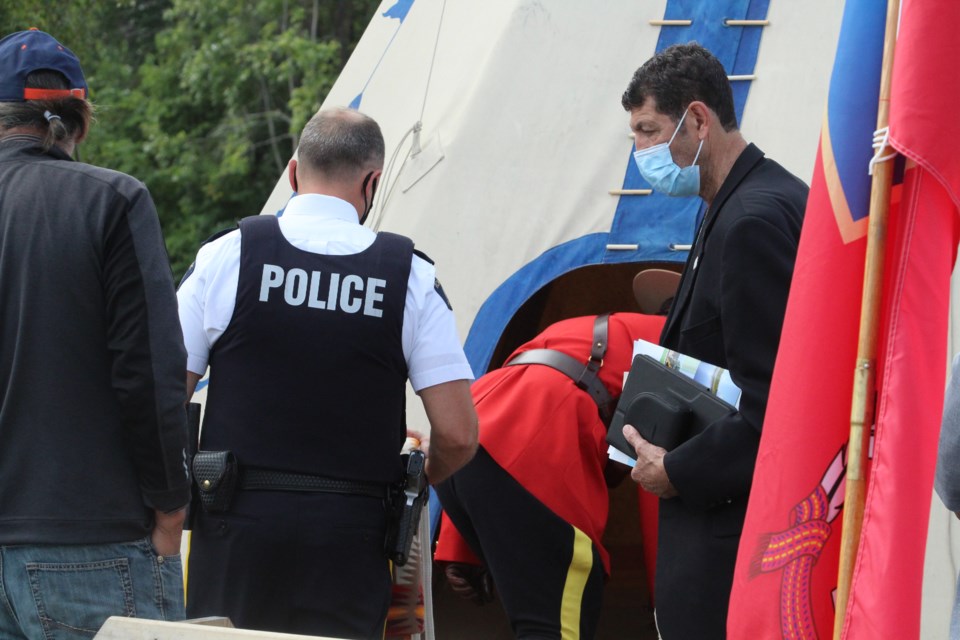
648, 19, 692, 26
723, 19, 770, 26
95, 617, 345, 640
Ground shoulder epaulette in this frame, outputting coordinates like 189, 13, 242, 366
200, 223, 240, 248
412, 248, 434, 265
410, 249, 452, 310
178, 222, 239, 288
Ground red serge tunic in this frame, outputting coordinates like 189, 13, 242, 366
435, 313, 666, 574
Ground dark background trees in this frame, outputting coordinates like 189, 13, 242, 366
3, 0, 379, 277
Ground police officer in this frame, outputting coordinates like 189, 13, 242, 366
177, 107, 478, 639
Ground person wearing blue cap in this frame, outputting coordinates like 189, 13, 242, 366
0, 29, 191, 639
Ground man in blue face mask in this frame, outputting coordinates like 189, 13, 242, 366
631, 103, 705, 197
618, 43, 809, 639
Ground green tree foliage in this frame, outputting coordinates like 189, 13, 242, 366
2, 0, 378, 276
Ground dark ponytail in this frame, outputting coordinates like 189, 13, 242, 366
0, 70, 93, 151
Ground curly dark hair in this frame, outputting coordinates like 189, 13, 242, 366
621, 43, 737, 132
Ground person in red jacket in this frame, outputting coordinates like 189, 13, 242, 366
435, 275, 676, 639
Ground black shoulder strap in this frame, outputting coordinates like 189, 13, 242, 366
373, 231, 415, 293
372, 231, 415, 430
505, 314, 614, 422
375, 231, 415, 258
238, 214, 280, 240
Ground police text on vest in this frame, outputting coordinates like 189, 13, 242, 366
259, 264, 386, 317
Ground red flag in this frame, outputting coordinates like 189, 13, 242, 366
727, 0, 885, 636
841, 0, 960, 637
728, 0, 960, 638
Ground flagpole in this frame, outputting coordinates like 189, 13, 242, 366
833, 0, 900, 637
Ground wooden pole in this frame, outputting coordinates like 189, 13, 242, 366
648, 19, 692, 26
609, 189, 652, 196
723, 19, 770, 26
833, 0, 900, 637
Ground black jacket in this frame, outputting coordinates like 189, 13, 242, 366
0, 134, 190, 545
656, 144, 808, 639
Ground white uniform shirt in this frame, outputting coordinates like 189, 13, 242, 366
177, 194, 474, 392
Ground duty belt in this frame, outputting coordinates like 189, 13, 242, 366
240, 468, 388, 499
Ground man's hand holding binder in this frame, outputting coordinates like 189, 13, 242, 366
606, 354, 738, 497
622, 425, 678, 498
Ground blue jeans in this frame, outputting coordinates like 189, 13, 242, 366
0, 537, 184, 639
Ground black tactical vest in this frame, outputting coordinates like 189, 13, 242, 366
202, 215, 412, 484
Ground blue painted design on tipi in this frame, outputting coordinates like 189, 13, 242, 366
383, 0, 415, 22
349, 1, 417, 111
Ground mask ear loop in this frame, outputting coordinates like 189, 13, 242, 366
359, 171, 375, 225
667, 107, 691, 146
691, 138, 704, 166
670, 106, 704, 167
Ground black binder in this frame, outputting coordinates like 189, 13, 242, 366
607, 354, 736, 457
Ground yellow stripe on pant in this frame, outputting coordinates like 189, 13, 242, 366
559, 527, 593, 640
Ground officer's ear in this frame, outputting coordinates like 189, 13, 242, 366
288, 159, 299, 193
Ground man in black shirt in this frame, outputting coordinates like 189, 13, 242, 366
0, 30, 190, 639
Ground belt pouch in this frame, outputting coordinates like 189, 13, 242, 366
193, 450, 238, 513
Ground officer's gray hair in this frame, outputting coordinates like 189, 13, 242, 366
297, 107, 384, 179
0, 70, 93, 151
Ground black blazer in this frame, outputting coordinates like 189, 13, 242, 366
654, 144, 808, 639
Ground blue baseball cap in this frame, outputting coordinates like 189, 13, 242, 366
0, 28, 87, 102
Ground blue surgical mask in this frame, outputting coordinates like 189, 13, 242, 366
632, 107, 704, 197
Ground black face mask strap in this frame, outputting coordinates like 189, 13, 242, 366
360, 171, 379, 225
